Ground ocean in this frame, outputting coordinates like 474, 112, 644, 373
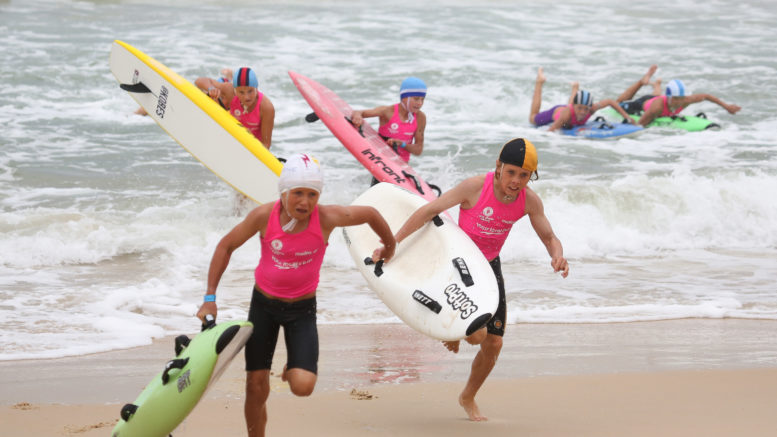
1, 0, 776, 360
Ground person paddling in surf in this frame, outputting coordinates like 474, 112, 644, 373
196, 153, 395, 437
615, 70, 742, 126
350, 77, 427, 162
612, 64, 663, 116
529, 67, 637, 131
195, 67, 276, 148
383, 138, 569, 422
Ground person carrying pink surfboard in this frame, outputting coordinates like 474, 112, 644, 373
351, 77, 427, 163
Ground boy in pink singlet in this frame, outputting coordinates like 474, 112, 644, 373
197, 154, 395, 437
384, 138, 569, 422
351, 76, 427, 163
195, 66, 276, 148
529, 67, 637, 131
613, 66, 741, 127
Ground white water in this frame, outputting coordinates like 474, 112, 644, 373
1, 0, 776, 360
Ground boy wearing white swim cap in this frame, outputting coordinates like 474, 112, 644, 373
637, 77, 741, 126
613, 65, 742, 126
197, 153, 395, 437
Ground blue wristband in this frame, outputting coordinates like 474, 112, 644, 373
400, 142, 407, 148
203, 294, 216, 303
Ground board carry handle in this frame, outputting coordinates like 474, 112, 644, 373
201, 313, 216, 331
363, 257, 384, 277
305, 112, 319, 122
452, 257, 475, 287
340, 116, 366, 137
592, 116, 614, 130
412, 290, 442, 314
432, 215, 444, 227
161, 357, 189, 385
174, 334, 191, 356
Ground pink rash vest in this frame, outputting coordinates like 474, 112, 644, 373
457, 172, 527, 261
377, 104, 416, 162
254, 200, 327, 298
229, 91, 265, 141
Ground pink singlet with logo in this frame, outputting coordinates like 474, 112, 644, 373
254, 200, 327, 299
377, 104, 416, 162
643, 95, 684, 117
554, 104, 592, 127
458, 172, 527, 261
229, 92, 265, 141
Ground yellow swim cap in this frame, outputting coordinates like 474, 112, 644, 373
498, 138, 537, 172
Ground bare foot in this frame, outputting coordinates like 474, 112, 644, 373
459, 394, 487, 421
641, 64, 658, 85
536, 67, 546, 84
651, 78, 662, 95
220, 68, 233, 83
442, 340, 460, 353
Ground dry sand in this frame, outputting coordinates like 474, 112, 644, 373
2, 319, 776, 436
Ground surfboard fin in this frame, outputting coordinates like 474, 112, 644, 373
120, 82, 151, 93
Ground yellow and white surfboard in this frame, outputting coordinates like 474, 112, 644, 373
109, 40, 281, 204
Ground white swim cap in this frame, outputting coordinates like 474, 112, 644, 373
665, 79, 689, 97
278, 153, 323, 195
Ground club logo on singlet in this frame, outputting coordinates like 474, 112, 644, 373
390, 122, 399, 131
233, 109, 242, 116
482, 207, 493, 217
271, 239, 283, 251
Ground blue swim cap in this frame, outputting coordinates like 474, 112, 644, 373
665, 79, 688, 97
233, 67, 258, 88
400, 77, 427, 99
573, 90, 593, 107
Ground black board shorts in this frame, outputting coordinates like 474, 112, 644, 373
486, 257, 507, 337
619, 95, 654, 115
245, 286, 319, 374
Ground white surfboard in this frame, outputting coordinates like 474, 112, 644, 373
109, 40, 281, 204
343, 183, 499, 341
